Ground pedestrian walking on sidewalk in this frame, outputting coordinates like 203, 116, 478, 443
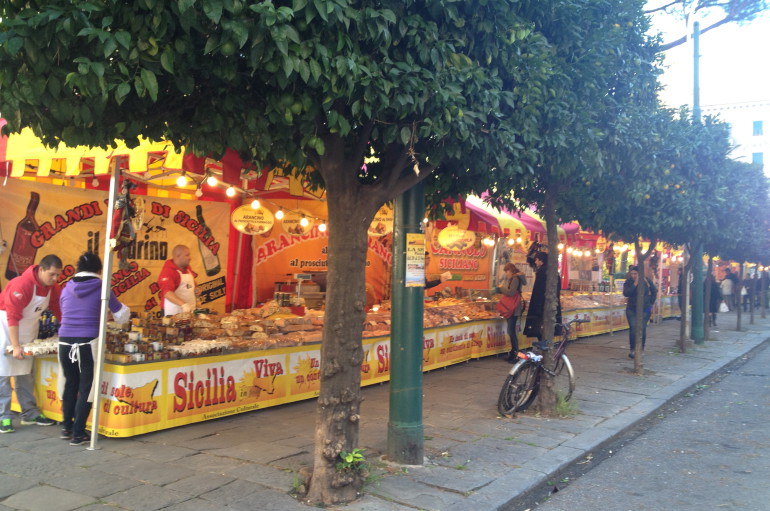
0, 255, 62, 433
497, 263, 526, 362
623, 265, 656, 359
707, 276, 722, 327
720, 273, 734, 311
58, 252, 130, 445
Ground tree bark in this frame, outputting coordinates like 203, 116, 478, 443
704, 257, 713, 342
736, 265, 743, 332
305, 157, 382, 505
534, 187, 559, 414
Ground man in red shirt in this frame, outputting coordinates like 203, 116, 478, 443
157, 245, 198, 316
0, 254, 62, 432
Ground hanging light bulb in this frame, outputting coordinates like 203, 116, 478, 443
225, 186, 236, 197
176, 173, 188, 188
423, 217, 429, 224
318, 222, 327, 232
557, 243, 564, 250
275, 207, 285, 220
206, 174, 218, 187
507, 238, 514, 246
195, 188, 203, 198
91, 177, 99, 187
250, 198, 260, 209
584, 250, 591, 257
516, 236, 522, 243
300, 215, 309, 227
566, 246, 573, 254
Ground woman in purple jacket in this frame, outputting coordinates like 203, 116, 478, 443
58, 252, 129, 446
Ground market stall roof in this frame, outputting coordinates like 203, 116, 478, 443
433, 198, 502, 234
1, 126, 183, 177
468, 195, 580, 238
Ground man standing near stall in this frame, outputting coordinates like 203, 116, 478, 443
158, 245, 198, 316
0, 255, 62, 432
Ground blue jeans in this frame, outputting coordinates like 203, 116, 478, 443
626, 308, 651, 352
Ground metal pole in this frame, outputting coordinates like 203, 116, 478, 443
89, 158, 121, 450
387, 181, 424, 464
690, 23, 704, 343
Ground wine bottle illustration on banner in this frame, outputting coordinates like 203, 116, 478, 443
196, 205, 221, 276
5, 192, 40, 281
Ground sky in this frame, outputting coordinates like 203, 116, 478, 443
650, 9, 770, 108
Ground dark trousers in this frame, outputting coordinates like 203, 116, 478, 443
506, 315, 519, 354
626, 308, 651, 352
58, 339, 94, 437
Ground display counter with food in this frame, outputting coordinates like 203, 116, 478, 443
22, 292, 678, 437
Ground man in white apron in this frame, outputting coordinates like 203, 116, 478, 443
158, 245, 198, 316
0, 255, 63, 432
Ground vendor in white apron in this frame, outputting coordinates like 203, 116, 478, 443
158, 245, 198, 316
0, 255, 62, 432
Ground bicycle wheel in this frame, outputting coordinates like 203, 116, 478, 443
551, 353, 575, 403
497, 361, 540, 415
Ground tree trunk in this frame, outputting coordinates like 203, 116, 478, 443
632, 240, 651, 375
534, 188, 559, 414
678, 264, 688, 353
736, 265, 743, 332
704, 257, 713, 342
305, 164, 381, 505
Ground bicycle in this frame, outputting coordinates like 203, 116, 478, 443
497, 317, 590, 415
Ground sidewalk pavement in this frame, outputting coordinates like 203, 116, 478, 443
0, 311, 768, 511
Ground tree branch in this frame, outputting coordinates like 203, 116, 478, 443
644, 0, 682, 15
658, 15, 733, 51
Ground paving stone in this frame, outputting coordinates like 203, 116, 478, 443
106, 441, 197, 463
163, 473, 235, 496
45, 468, 142, 498
103, 483, 187, 511
167, 452, 247, 475
2, 485, 96, 511
224, 462, 295, 491
159, 497, 238, 511
366, 474, 466, 511
207, 440, 306, 464
90, 458, 193, 486
407, 464, 495, 493
0, 473, 36, 499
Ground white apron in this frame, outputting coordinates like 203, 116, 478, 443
57, 338, 97, 403
0, 290, 50, 376
163, 270, 196, 316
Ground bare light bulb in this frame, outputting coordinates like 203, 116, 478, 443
300, 216, 309, 227
225, 186, 236, 197
507, 238, 514, 246
91, 177, 99, 187
318, 222, 327, 232
251, 199, 260, 209
557, 243, 564, 250
176, 174, 188, 187
195, 188, 203, 198
206, 175, 218, 187
423, 217, 429, 224
275, 208, 285, 220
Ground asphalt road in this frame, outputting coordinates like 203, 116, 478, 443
514, 339, 770, 511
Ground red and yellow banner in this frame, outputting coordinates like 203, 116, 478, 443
0, 179, 230, 315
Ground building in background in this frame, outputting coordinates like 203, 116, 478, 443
702, 101, 769, 174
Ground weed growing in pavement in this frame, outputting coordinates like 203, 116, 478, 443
554, 392, 578, 416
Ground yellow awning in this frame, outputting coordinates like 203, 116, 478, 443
5, 127, 184, 177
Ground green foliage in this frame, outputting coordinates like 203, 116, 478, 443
336, 448, 366, 472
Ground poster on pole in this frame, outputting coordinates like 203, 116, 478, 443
405, 232, 425, 287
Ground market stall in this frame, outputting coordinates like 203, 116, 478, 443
1, 128, 679, 438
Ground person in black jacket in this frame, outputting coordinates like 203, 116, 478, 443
523, 251, 561, 351
706, 276, 722, 327
623, 265, 657, 359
